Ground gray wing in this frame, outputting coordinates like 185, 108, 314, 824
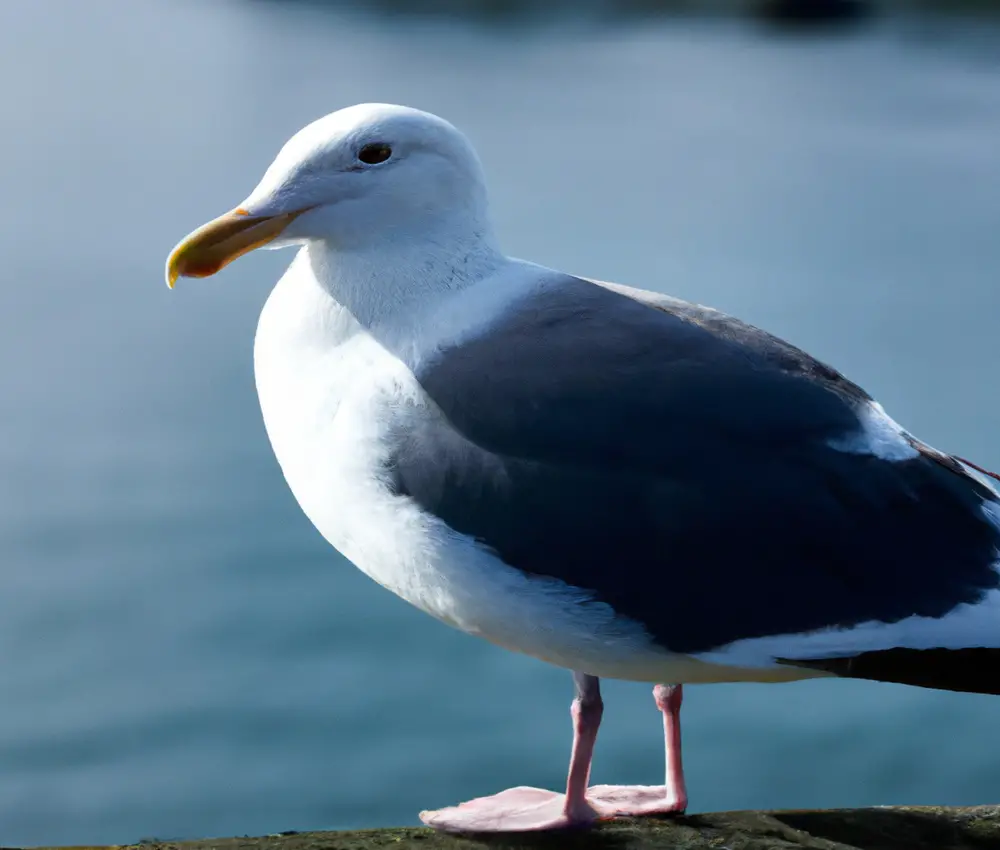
389, 274, 1000, 655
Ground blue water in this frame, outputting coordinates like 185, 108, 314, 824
2, 1, 1000, 845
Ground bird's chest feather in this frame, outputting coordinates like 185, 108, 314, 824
256, 322, 414, 572
253, 302, 485, 631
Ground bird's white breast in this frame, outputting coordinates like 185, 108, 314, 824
253, 254, 431, 600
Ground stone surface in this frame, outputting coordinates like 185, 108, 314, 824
18, 805, 1000, 850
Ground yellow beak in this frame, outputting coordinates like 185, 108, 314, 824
165, 207, 310, 288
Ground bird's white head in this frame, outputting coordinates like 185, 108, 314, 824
165, 103, 496, 289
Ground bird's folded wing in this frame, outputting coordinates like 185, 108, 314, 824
389, 274, 1000, 662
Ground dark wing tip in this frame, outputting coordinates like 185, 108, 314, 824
779, 648, 1000, 696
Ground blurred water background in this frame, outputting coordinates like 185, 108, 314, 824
1, 0, 1000, 845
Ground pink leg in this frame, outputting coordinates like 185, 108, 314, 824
563, 673, 604, 821
420, 673, 604, 832
586, 683, 688, 816
659, 684, 689, 812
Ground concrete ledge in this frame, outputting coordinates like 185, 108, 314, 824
20, 805, 1000, 850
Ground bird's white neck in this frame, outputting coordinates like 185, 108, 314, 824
303, 223, 504, 343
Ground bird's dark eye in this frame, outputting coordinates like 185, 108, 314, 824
358, 143, 392, 165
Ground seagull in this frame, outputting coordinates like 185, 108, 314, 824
166, 103, 1000, 833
